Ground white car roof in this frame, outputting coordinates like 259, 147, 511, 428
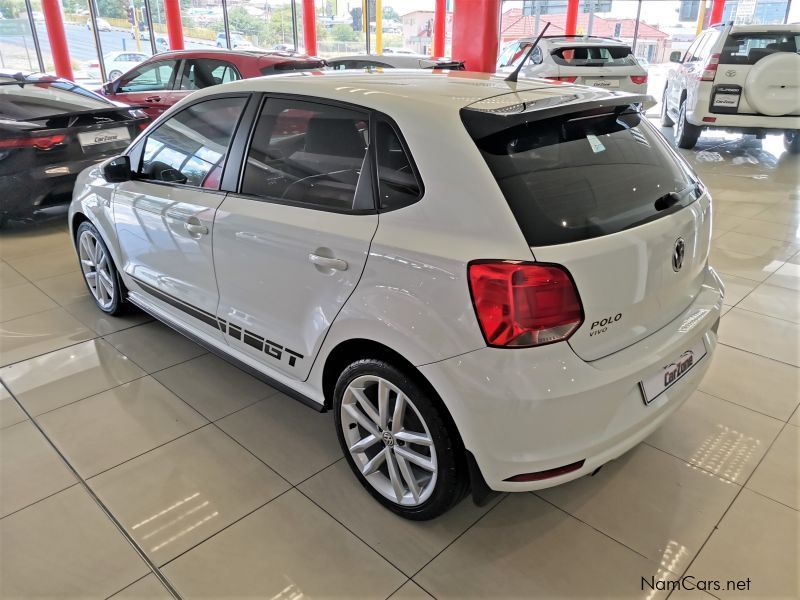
328, 54, 448, 68
515, 36, 630, 48
189, 70, 633, 116
728, 23, 800, 33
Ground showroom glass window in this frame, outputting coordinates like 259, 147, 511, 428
241, 98, 369, 211
375, 119, 421, 210
179, 59, 241, 91
138, 97, 247, 189
117, 60, 177, 93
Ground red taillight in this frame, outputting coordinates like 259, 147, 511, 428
630, 74, 648, 85
88, 62, 99, 68
545, 76, 577, 83
699, 53, 720, 81
468, 261, 583, 348
0, 134, 66, 150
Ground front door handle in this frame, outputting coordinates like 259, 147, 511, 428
145, 95, 162, 102
309, 253, 348, 271
185, 222, 208, 235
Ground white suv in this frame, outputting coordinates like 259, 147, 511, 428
70, 71, 723, 519
497, 35, 649, 93
662, 23, 800, 151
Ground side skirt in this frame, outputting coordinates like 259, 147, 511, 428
126, 294, 325, 413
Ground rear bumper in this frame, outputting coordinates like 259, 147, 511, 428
688, 88, 800, 130
420, 266, 725, 492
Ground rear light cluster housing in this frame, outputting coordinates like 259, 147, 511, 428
468, 261, 584, 348
545, 76, 577, 83
630, 74, 648, 85
699, 53, 720, 81
0, 134, 66, 150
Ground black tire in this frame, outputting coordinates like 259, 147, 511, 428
333, 358, 468, 520
75, 221, 128, 316
784, 131, 800, 154
108, 70, 123, 81
675, 99, 702, 150
660, 89, 674, 127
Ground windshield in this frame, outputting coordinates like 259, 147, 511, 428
461, 105, 698, 246
551, 45, 636, 66
0, 80, 112, 120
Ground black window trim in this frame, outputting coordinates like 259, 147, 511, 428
371, 114, 425, 213
128, 91, 253, 194
116, 58, 179, 94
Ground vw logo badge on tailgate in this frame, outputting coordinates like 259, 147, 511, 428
672, 238, 686, 272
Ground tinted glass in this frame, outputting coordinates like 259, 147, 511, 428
179, 59, 241, 90
551, 45, 635, 66
0, 81, 112, 120
139, 97, 246, 188
720, 32, 799, 65
241, 98, 369, 211
462, 105, 697, 246
118, 60, 176, 93
375, 120, 421, 210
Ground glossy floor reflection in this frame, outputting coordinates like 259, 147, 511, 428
0, 125, 798, 599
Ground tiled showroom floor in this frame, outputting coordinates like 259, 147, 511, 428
1, 125, 798, 599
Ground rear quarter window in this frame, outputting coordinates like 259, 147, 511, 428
461, 104, 698, 246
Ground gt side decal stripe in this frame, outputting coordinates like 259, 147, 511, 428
133, 277, 304, 368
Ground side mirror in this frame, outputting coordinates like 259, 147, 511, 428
102, 155, 131, 183
669, 51, 682, 63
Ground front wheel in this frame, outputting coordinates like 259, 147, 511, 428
333, 359, 468, 520
108, 70, 122, 81
675, 100, 701, 149
784, 131, 800, 154
76, 221, 127, 316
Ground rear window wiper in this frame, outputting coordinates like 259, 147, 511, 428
654, 182, 701, 212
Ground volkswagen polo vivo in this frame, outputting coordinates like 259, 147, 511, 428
69, 71, 724, 519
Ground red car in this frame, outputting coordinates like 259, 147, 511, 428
98, 49, 325, 120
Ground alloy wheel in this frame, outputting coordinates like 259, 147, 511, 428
340, 375, 438, 506
676, 103, 685, 141
78, 229, 115, 310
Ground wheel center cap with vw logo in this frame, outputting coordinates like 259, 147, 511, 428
382, 431, 395, 446
673, 238, 686, 272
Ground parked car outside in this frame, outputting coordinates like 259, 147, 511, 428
70, 71, 723, 519
662, 23, 800, 151
216, 31, 259, 50
87, 51, 150, 82
131, 25, 169, 51
0, 72, 146, 225
86, 17, 112, 32
97, 49, 325, 120
327, 54, 464, 70
497, 35, 648, 94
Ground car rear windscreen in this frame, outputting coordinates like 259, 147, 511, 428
0, 81, 112, 120
550, 45, 636, 66
461, 105, 698, 246
719, 32, 799, 65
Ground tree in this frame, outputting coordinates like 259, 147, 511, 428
331, 23, 356, 41
0, 0, 23, 18
383, 6, 400, 21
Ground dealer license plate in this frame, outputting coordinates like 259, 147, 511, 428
713, 93, 740, 108
638, 338, 707, 405
585, 79, 620, 88
78, 127, 130, 149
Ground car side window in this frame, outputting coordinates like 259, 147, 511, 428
694, 31, 718, 62
684, 33, 708, 63
375, 119, 421, 211
138, 96, 247, 189
117, 60, 176, 93
241, 98, 369, 212
179, 59, 241, 90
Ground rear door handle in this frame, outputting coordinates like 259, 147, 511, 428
309, 253, 348, 271
145, 95, 162, 102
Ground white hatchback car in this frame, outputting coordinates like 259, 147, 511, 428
70, 71, 723, 519
497, 35, 648, 93
662, 23, 800, 151
87, 51, 149, 82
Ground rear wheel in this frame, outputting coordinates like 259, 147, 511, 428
675, 100, 701, 150
108, 70, 123, 81
660, 90, 674, 127
76, 221, 127, 316
784, 131, 800, 154
333, 359, 467, 520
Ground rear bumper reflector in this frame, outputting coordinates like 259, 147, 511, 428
503, 459, 586, 482
702, 117, 717, 123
